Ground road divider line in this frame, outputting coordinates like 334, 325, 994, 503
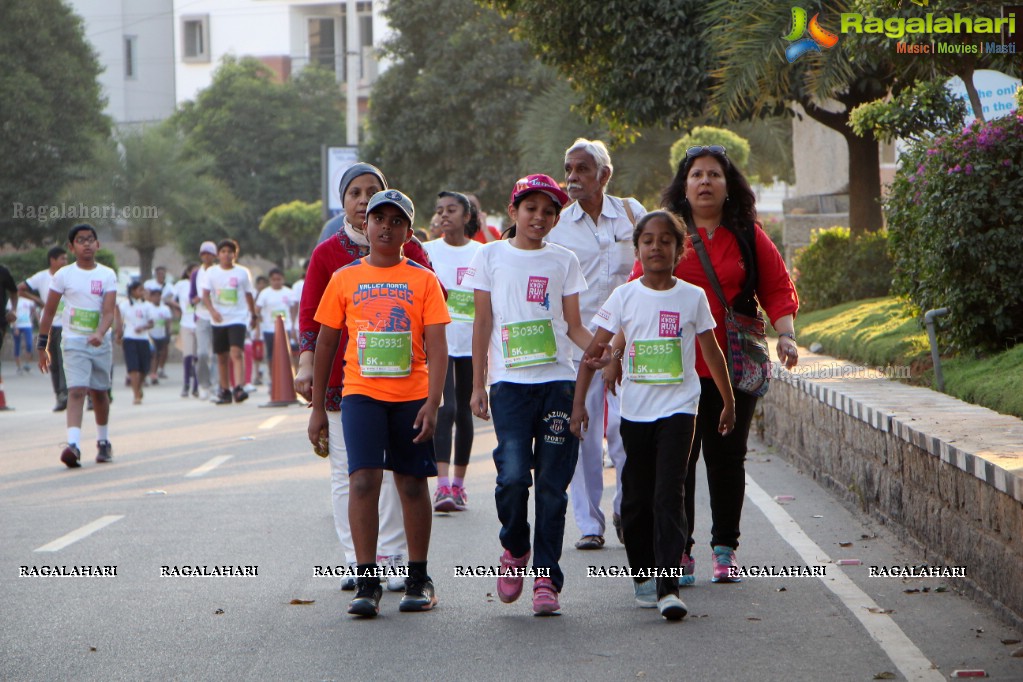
745, 473, 943, 682
258, 415, 287, 431
185, 455, 233, 478
34, 515, 124, 552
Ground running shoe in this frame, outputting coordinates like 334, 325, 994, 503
712, 545, 741, 583
60, 444, 81, 469
433, 485, 457, 512
497, 549, 530, 603
612, 512, 624, 544
633, 579, 657, 608
532, 577, 560, 616
399, 575, 437, 612
198, 387, 209, 400
214, 389, 233, 405
657, 594, 688, 620
347, 580, 382, 617
451, 485, 468, 511
181, 387, 189, 398
378, 554, 407, 592
679, 554, 696, 587
233, 386, 249, 403
340, 562, 358, 590
96, 440, 113, 464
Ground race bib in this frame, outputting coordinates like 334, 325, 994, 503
216, 288, 238, 306
627, 338, 683, 384
446, 289, 474, 321
357, 331, 413, 377
69, 307, 100, 334
501, 318, 557, 368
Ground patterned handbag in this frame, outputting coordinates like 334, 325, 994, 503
686, 220, 771, 398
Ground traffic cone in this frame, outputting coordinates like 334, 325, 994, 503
259, 316, 300, 407
0, 384, 11, 411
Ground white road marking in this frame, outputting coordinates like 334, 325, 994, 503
185, 455, 233, 478
34, 515, 124, 552
745, 474, 944, 682
258, 415, 287, 430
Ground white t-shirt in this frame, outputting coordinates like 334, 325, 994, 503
202, 264, 253, 327
464, 240, 587, 385
25, 269, 62, 328
194, 266, 212, 322
594, 278, 715, 422
49, 263, 117, 338
143, 278, 174, 301
15, 298, 36, 328
174, 279, 195, 329
290, 279, 304, 333
118, 299, 156, 341
255, 286, 295, 334
423, 238, 481, 357
149, 302, 172, 340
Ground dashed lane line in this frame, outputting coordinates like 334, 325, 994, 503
184, 455, 233, 478
258, 415, 288, 430
34, 515, 125, 552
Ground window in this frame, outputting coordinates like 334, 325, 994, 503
182, 15, 210, 63
308, 17, 336, 73
124, 35, 137, 79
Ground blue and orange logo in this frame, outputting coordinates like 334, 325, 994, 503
784, 7, 840, 62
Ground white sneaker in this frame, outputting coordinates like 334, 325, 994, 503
198, 388, 209, 400
379, 554, 407, 592
657, 594, 688, 620
243, 383, 256, 393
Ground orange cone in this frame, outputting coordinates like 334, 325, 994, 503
0, 385, 11, 411
259, 316, 301, 408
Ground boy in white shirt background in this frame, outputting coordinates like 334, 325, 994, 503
201, 239, 258, 405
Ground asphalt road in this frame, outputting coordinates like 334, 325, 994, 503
1, 363, 1021, 681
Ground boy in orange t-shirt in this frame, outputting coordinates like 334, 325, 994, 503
310, 189, 450, 618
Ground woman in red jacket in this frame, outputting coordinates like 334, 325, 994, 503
622, 146, 799, 586
295, 162, 436, 592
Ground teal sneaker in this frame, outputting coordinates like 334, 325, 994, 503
633, 579, 657, 608
712, 545, 741, 583
679, 553, 696, 587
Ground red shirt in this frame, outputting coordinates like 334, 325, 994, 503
629, 224, 798, 377
471, 225, 502, 244
299, 229, 436, 409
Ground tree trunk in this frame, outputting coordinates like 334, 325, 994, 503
844, 132, 884, 237
137, 248, 155, 284
958, 64, 985, 123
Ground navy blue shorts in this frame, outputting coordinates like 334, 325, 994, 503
122, 338, 151, 373
341, 394, 438, 478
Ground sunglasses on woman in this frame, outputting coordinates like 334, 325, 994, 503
686, 145, 727, 158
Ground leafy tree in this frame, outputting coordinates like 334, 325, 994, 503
0, 0, 109, 248
669, 127, 751, 173
850, 78, 968, 142
63, 125, 238, 279
364, 0, 556, 213
259, 200, 323, 269
172, 57, 345, 256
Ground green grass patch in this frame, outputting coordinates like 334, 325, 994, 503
792, 296, 1023, 419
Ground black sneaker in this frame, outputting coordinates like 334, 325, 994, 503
60, 444, 81, 469
96, 440, 113, 464
232, 386, 249, 404
53, 399, 68, 413
399, 575, 437, 612
214, 389, 233, 405
348, 580, 383, 617
191, 387, 199, 398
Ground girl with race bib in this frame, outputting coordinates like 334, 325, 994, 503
570, 211, 735, 620
423, 191, 481, 512
465, 174, 592, 616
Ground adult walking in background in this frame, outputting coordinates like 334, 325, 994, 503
548, 138, 645, 551
627, 145, 798, 583
294, 163, 436, 592
19, 247, 69, 410
191, 242, 218, 400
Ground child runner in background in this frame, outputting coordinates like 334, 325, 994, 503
255, 268, 295, 383
424, 191, 481, 512
147, 286, 172, 385
202, 239, 258, 405
465, 174, 591, 616
19, 246, 70, 410
13, 296, 37, 375
37, 224, 118, 467
117, 281, 155, 405
571, 210, 735, 620
173, 264, 199, 397
252, 275, 269, 386
309, 189, 449, 618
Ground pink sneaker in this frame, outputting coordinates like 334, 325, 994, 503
451, 485, 468, 511
433, 485, 457, 512
497, 549, 530, 603
679, 553, 696, 587
712, 545, 741, 583
532, 577, 560, 616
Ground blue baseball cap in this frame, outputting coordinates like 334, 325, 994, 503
367, 189, 415, 225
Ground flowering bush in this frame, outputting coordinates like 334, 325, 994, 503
792, 226, 892, 313
886, 112, 1023, 352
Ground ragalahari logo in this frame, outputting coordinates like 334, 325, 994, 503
784, 7, 840, 62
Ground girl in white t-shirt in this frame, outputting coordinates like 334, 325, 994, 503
570, 210, 735, 621
116, 281, 155, 405
423, 191, 481, 513
173, 264, 199, 397
465, 174, 592, 616
13, 297, 37, 374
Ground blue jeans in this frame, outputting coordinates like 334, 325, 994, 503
490, 380, 579, 592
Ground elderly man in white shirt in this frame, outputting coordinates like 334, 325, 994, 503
547, 138, 646, 550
